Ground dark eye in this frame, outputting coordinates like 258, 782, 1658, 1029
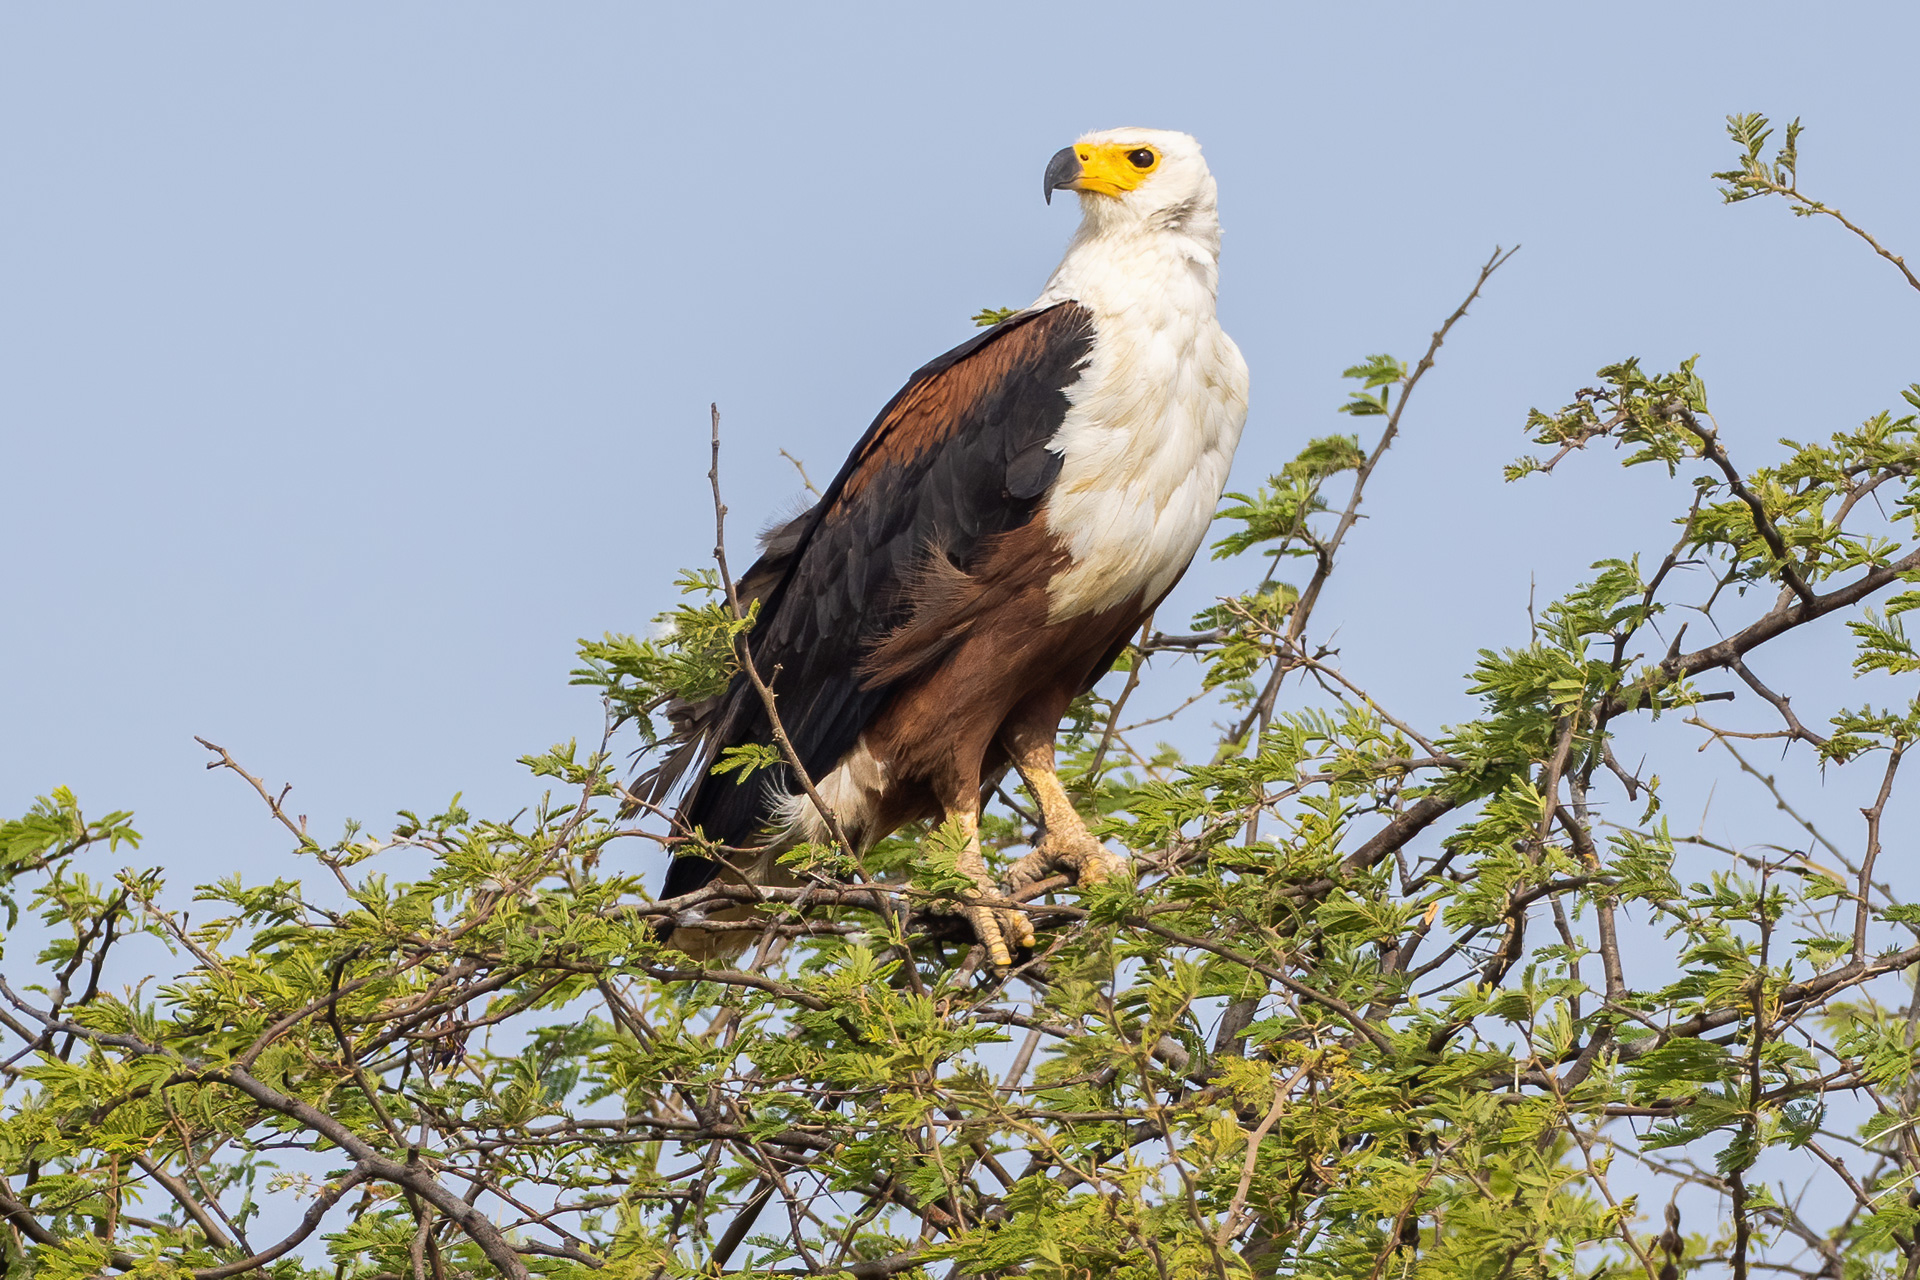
1126, 148, 1156, 169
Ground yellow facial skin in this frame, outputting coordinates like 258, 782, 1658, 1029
1065, 143, 1159, 198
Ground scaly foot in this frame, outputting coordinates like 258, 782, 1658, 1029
931, 829, 1035, 966
1001, 834, 1132, 898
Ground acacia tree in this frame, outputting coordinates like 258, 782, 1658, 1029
1, 114, 1916, 1280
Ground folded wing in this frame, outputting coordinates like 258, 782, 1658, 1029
658, 302, 1096, 898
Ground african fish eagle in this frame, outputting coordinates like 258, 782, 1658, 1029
648, 128, 1249, 966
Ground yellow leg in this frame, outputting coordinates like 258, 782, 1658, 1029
1001, 735, 1130, 894
943, 808, 1034, 966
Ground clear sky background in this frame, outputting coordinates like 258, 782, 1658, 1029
3, 4, 1916, 916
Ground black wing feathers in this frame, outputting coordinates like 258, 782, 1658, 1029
663, 303, 1094, 893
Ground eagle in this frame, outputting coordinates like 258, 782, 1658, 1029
647, 129, 1249, 966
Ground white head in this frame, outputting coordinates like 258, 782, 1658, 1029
1043, 127, 1219, 243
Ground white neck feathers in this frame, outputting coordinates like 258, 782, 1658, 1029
1024, 186, 1249, 623
1031, 185, 1222, 325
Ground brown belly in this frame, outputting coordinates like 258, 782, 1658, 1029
669, 513, 1154, 961
847, 511, 1148, 842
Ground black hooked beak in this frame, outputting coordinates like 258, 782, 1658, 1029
1043, 146, 1081, 205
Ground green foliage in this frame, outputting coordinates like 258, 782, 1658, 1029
571, 570, 750, 742
1715, 112, 1803, 204
2, 115, 1918, 1280
0, 787, 138, 935
711, 741, 784, 780
1506, 356, 1711, 480
1212, 435, 1364, 560
1335, 354, 1406, 418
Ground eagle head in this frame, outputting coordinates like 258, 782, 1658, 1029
1043, 128, 1217, 233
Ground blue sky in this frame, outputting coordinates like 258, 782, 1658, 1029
3, 2, 1915, 897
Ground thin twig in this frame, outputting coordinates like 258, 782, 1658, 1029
708, 404, 856, 861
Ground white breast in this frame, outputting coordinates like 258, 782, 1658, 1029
1033, 233, 1250, 622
